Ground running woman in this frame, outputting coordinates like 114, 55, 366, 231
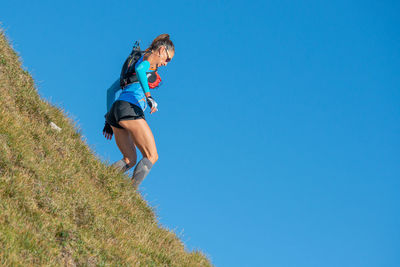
104, 34, 175, 189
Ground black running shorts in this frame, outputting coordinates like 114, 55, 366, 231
105, 100, 145, 129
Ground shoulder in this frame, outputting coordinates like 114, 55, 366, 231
135, 58, 150, 70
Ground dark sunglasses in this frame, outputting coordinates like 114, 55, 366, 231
165, 47, 171, 62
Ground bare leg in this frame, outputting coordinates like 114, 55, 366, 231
111, 126, 137, 171
118, 119, 158, 164
118, 119, 158, 189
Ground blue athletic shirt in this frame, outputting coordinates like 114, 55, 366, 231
106, 55, 152, 111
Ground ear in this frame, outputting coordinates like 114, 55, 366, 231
158, 46, 166, 54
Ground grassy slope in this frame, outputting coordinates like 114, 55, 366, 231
0, 30, 211, 267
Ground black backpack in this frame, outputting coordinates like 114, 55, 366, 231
119, 41, 146, 88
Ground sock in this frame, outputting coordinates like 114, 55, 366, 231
111, 159, 131, 172
132, 158, 153, 189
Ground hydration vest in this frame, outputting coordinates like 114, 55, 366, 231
120, 41, 162, 89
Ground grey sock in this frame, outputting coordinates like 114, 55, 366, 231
111, 159, 131, 172
132, 158, 153, 189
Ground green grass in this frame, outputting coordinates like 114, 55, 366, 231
0, 29, 212, 267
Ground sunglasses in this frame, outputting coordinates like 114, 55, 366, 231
165, 47, 171, 63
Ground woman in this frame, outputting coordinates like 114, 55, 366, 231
104, 34, 175, 189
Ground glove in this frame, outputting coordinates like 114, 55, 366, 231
146, 96, 158, 111
102, 121, 113, 140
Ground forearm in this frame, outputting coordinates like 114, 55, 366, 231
106, 79, 121, 112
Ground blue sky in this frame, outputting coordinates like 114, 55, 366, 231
1, 1, 399, 266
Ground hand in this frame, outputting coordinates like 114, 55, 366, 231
146, 96, 158, 114
103, 121, 113, 140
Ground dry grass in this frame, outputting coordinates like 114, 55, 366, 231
0, 29, 212, 267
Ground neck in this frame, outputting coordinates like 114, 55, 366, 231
145, 52, 159, 70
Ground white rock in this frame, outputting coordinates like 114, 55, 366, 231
50, 122, 62, 132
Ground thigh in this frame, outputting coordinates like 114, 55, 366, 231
112, 126, 137, 160
118, 119, 157, 159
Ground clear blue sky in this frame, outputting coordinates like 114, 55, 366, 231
1, 1, 399, 266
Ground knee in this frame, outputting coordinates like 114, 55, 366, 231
147, 152, 158, 164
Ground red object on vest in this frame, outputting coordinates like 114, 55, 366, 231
148, 72, 162, 89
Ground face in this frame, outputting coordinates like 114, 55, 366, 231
157, 46, 174, 67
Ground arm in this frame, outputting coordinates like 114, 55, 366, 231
136, 60, 158, 113
135, 60, 151, 96
106, 79, 121, 112
104, 79, 121, 140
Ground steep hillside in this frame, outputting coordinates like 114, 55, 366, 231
0, 29, 211, 266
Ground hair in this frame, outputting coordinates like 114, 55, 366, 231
146, 34, 175, 53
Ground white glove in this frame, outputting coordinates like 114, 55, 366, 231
146, 96, 158, 111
